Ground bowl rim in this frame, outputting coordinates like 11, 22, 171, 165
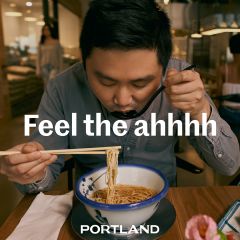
75, 163, 169, 211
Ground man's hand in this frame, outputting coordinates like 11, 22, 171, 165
0, 142, 57, 185
164, 68, 211, 122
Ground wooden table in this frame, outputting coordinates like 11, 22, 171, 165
0, 186, 239, 240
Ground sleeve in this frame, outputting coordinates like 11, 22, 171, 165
185, 97, 240, 176
15, 80, 68, 194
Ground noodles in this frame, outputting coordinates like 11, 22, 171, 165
91, 184, 157, 204
89, 148, 157, 204
105, 149, 119, 204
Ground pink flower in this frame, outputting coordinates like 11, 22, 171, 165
185, 215, 220, 240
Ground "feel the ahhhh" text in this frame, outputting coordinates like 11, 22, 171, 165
24, 113, 216, 137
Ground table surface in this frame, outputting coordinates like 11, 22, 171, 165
0, 186, 240, 240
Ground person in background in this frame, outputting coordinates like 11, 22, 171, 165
218, 33, 240, 142
36, 23, 63, 88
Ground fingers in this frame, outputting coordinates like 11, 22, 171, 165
9, 141, 43, 152
6, 152, 41, 165
0, 141, 58, 185
164, 68, 209, 118
170, 101, 199, 113
166, 68, 178, 78
165, 80, 204, 95
7, 155, 57, 184
167, 90, 204, 103
8, 169, 46, 185
8, 154, 57, 176
23, 156, 56, 180
22, 141, 44, 153
164, 69, 204, 104
165, 69, 200, 86
5, 142, 49, 165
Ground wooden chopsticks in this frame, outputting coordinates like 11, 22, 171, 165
0, 146, 121, 156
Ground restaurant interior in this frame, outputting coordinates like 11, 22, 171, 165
0, 0, 239, 233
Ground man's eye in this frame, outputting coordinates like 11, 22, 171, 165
132, 82, 148, 88
99, 79, 116, 86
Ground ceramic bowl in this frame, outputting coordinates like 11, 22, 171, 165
75, 164, 169, 229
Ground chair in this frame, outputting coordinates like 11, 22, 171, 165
215, 94, 240, 103
176, 156, 203, 174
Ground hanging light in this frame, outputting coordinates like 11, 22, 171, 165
26, 2, 32, 7
201, 28, 240, 36
191, 33, 202, 38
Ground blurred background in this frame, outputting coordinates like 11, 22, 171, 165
0, 0, 240, 226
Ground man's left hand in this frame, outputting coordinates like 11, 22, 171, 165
164, 68, 211, 122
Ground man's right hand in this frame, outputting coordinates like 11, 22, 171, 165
0, 142, 57, 185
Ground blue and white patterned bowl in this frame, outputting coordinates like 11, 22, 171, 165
75, 164, 169, 229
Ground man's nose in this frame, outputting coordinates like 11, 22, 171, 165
113, 87, 132, 108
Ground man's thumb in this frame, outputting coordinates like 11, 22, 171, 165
22, 142, 43, 153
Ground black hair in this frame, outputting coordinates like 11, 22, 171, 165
80, 0, 172, 73
40, 23, 56, 45
229, 34, 240, 54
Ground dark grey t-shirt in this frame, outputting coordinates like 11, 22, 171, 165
17, 59, 240, 193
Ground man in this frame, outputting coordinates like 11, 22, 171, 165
0, 0, 239, 193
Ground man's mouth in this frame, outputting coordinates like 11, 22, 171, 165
111, 110, 138, 120
110, 84, 166, 120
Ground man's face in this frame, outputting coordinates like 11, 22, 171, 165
86, 48, 163, 113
